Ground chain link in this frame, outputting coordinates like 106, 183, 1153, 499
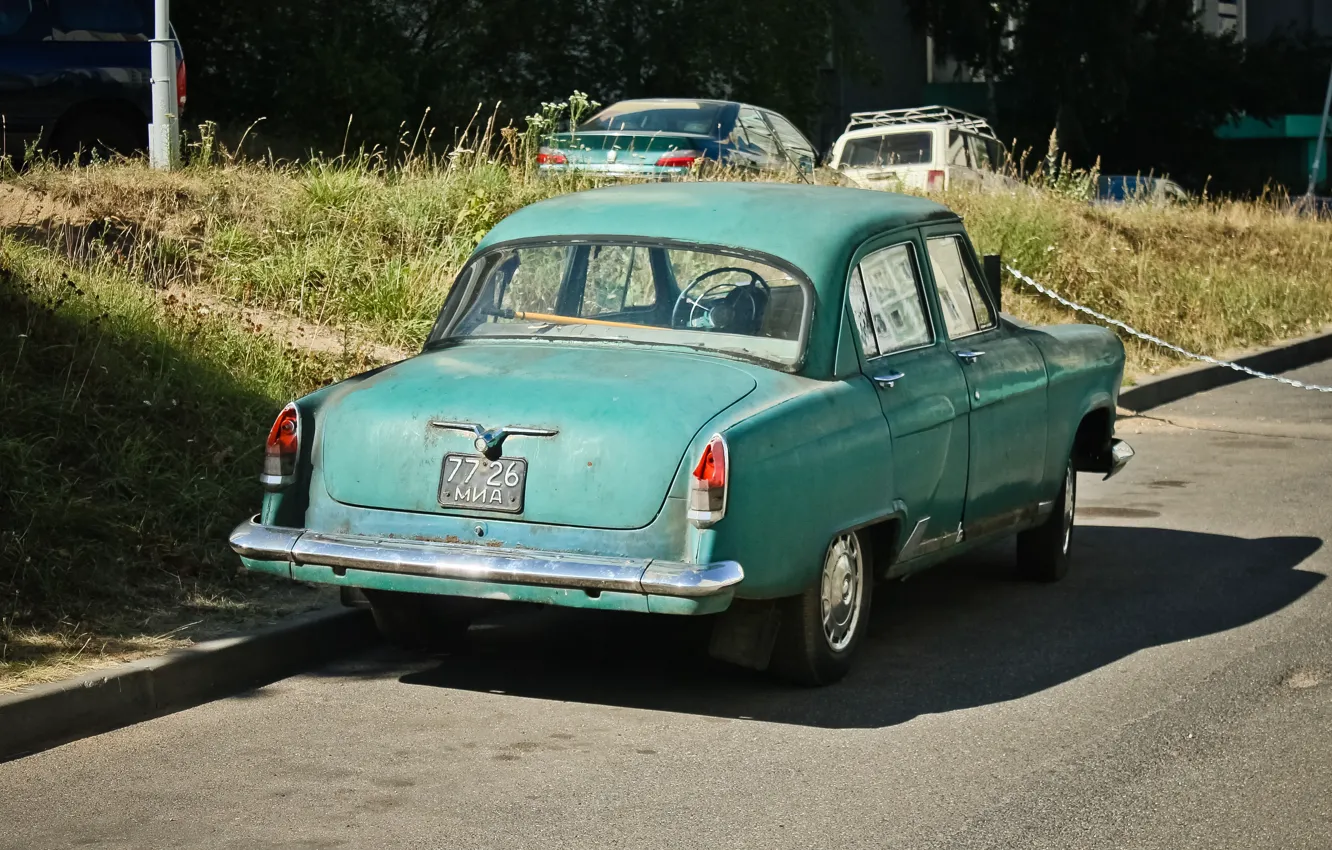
1005, 265, 1332, 393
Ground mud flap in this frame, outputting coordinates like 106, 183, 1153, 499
707, 599, 781, 670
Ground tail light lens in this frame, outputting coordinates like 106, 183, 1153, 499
927, 169, 946, 191
687, 434, 728, 526
656, 150, 702, 168
261, 403, 300, 489
537, 147, 567, 165
176, 60, 187, 111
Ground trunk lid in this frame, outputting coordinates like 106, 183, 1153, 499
319, 342, 757, 529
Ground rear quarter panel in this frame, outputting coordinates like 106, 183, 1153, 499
1019, 323, 1125, 491
689, 370, 894, 599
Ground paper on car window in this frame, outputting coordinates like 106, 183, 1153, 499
859, 245, 931, 354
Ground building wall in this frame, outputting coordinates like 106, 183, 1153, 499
820, 0, 928, 150
1198, 0, 1332, 39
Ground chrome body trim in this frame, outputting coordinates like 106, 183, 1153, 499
895, 517, 930, 560
229, 516, 743, 599
429, 421, 559, 455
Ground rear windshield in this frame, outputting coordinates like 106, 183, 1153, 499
841, 132, 934, 168
578, 101, 725, 137
429, 241, 811, 369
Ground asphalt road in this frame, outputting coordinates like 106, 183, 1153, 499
4, 363, 1332, 850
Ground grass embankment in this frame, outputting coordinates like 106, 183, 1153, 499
2, 153, 1330, 689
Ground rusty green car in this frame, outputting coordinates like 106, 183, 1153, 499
229, 182, 1133, 685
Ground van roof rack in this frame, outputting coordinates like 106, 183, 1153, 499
845, 105, 998, 139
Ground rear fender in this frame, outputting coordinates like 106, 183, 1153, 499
691, 377, 894, 599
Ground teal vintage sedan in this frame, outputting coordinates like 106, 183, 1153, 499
230, 182, 1133, 685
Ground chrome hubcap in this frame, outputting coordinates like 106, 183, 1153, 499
1061, 464, 1076, 554
820, 533, 864, 652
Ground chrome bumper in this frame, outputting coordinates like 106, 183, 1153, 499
1106, 438, 1135, 479
229, 516, 743, 599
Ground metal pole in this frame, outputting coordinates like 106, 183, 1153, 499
148, 0, 179, 169
1304, 63, 1332, 200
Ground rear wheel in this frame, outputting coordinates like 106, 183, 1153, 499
49, 109, 146, 164
771, 530, 872, 686
363, 589, 478, 652
1016, 457, 1076, 582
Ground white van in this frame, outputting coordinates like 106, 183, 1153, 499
827, 106, 1009, 192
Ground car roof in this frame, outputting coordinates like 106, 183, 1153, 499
839, 125, 947, 141
476, 182, 956, 283
473, 182, 959, 376
599, 98, 738, 109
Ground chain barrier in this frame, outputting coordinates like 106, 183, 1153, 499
1006, 265, 1332, 394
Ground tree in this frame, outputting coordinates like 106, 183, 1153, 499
174, 0, 854, 154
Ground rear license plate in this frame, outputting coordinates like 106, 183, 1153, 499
437, 453, 527, 514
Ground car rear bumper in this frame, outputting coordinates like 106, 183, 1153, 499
229, 516, 743, 610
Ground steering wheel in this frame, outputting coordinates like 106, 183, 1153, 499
671, 266, 770, 334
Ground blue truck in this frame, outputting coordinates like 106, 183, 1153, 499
0, 0, 184, 162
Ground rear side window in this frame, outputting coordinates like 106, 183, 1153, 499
841, 132, 932, 168
947, 130, 970, 167
849, 243, 933, 357
53, 0, 147, 35
927, 236, 994, 338
733, 107, 781, 163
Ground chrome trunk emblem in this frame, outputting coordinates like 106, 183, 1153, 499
429, 421, 558, 458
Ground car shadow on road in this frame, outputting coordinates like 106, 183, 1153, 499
394, 525, 1323, 729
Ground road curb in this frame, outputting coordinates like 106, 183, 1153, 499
0, 607, 377, 763
1118, 327, 1332, 412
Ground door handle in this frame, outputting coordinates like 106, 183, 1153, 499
955, 350, 985, 364
872, 371, 906, 388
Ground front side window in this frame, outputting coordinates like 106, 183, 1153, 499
927, 235, 994, 338
841, 132, 933, 168
765, 112, 816, 168
966, 134, 992, 170
848, 243, 933, 357
431, 241, 811, 369
733, 107, 781, 163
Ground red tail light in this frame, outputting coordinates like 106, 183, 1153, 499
656, 150, 702, 168
262, 403, 300, 489
688, 434, 728, 526
176, 60, 187, 111
537, 147, 567, 165
927, 169, 945, 191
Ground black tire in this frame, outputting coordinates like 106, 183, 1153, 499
1016, 457, 1077, 582
363, 589, 479, 652
771, 530, 873, 686
49, 110, 146, 165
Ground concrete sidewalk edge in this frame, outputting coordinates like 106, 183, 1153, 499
0, 607, 377, 763
1118, 328, 1332, 412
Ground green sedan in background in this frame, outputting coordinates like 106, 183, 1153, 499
230, 182, 1133, 685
